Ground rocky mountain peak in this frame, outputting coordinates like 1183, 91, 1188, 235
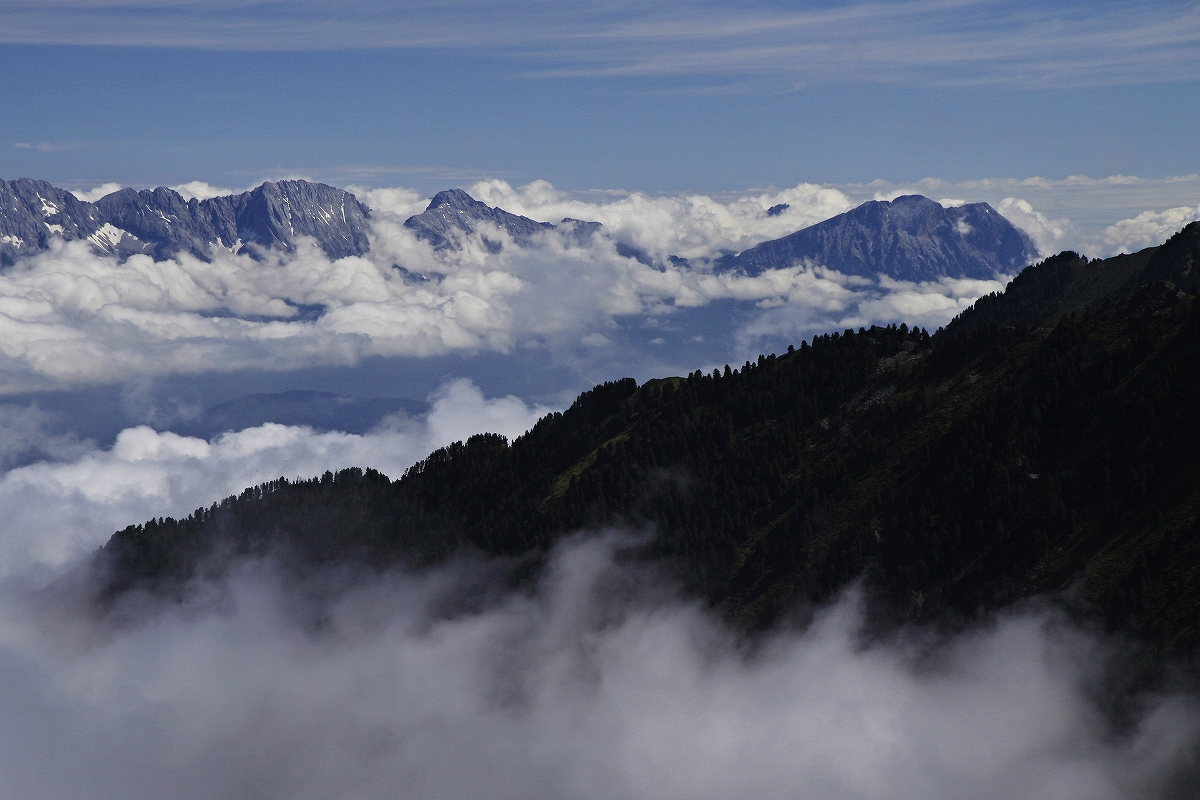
718, 194, 1039, 281
404, 188, 554, 253
425, 188, 482, 213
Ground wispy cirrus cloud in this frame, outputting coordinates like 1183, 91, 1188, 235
13, 140, 86, 153
0, 0, 1196, 88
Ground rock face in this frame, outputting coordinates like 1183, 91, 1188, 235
404, 188, 555, 253
0, 178, 372, 265
718, 195, 1039, 281
0, 179, 106, 265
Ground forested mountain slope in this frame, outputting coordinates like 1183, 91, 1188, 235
945, 221, 1200, 337
100, 223, 1200, 656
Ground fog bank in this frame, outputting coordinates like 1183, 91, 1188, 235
0, 536, 1196, 800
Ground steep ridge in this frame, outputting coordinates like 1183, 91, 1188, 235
718, 194, 1039, 280
946, 222, 1200, 336
97, 224, 1200, 662
0, 178, 372, 263
0, 178, 105, 265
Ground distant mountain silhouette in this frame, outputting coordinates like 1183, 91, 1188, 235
0, 178, 108, 264
173, 390, 428, 439
718, 195, 1038, 281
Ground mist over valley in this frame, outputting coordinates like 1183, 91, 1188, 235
2, 3, 1199, 789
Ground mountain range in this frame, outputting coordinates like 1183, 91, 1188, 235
0, 177, 371, 265
2, 177, 1036, 281
95, 222, 1200, 670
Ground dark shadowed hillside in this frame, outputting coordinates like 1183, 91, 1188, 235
99, 223, 1200, 659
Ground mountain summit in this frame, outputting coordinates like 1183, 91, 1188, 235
719, 195, 1038, 281
403, 188, 559, 253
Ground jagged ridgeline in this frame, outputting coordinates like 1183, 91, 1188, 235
4, 177, 1038, 284
102, 223, 1200, 654
0, 178, 371, 264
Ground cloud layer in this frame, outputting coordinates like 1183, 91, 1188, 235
3, 175, 1196, 392
459, 179, 853, 261
0, 181, 1012, 392
0, 535, 1196, 799
1102, 204, 1200, 254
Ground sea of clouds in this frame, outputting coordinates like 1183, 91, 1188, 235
2, 531, 1198, 799
0, 174, 1188, 394
0, 379, 549, 580
0, 179, 1010, 393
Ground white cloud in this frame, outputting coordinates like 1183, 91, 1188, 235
0, 186, 1007, 391
349, 184, 429, 221
171, 180, 236, 201
0, 379, 549, 579
11, 141, 78, 153
0, 535, 1193, 799
1102, 204, 1200, 254
70, 183, 123, 202
995, 197, 1070, 255
466, 178, 853, 260
736, 270, 1009, 345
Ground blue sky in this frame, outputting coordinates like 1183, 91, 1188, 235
1, 0, 1197, 193
0, 0, 1198, 423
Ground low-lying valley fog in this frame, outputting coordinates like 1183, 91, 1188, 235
3, 536, 1198, 800
0, 389, 1198, 799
